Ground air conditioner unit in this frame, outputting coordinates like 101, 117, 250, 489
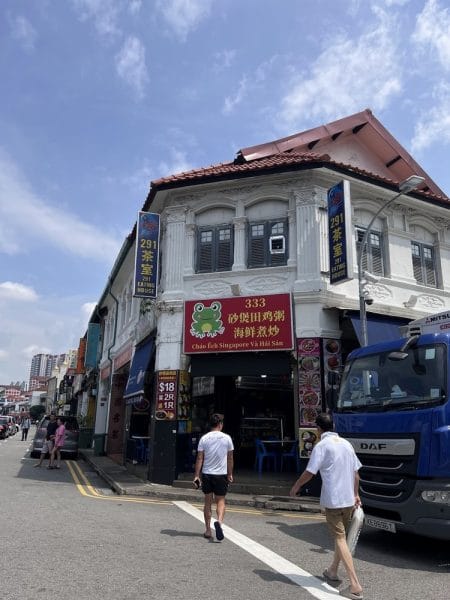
269, 235, 285, 254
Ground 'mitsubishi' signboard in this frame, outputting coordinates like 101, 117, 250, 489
133, 211, 160, 298
327, 180, 353, 284
183, 293, 293, 354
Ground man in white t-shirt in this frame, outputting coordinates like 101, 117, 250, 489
290, 413, 363, 600
193, 413, 234, 541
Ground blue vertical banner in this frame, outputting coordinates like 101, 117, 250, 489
84, 323, 100, 369
327, 180, 353, 284
133, 212, 160, 298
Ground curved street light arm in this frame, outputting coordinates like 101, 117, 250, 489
357, 176, 424, 347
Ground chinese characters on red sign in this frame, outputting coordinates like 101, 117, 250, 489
183, 294, 293, 354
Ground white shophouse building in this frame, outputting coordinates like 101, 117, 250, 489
92, 110, 450, 484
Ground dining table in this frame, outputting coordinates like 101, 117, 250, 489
261, 439, 295, 449
260, 439, 297, 470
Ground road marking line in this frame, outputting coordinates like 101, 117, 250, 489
66, 462, 324, 521
69, 460, 102, 496
174, 501, 340, 600
66, 461, 171, 505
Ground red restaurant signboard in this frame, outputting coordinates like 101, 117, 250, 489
183, 293, 293, 354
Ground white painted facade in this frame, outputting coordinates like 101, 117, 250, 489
150, 169, 450, 374
91, 126, 450, 452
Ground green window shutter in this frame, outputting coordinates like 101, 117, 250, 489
217, 227, 233, 271
248, 223, 265, 268
198, 229, 213, 273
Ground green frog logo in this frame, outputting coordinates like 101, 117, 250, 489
190, 301, 225, 339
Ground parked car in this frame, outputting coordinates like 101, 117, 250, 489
30, 415, 79, 459
0, 416, 11, 439
0, 416, 16, 437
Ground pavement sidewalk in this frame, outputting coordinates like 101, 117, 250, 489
79, 449, 322, 514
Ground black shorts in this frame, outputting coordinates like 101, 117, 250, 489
201, 474, 229, 496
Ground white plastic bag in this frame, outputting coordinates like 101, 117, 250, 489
346, 506, 364, 555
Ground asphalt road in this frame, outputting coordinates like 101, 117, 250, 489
1, 428, 448, 600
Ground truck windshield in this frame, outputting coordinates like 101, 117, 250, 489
337, 343, 446, 412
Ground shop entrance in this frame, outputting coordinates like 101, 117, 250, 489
189, 352, 296, 471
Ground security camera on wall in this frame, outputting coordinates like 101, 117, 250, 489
365, 296, 374, 306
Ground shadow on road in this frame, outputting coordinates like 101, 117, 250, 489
266, 519, 450, 574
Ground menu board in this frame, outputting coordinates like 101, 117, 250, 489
322, 338, 342, 411
299, 427, 319, 458
297, 338, 322, 426
155, 370, 178, 420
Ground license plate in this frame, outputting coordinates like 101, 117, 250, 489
365, 516, 396, 533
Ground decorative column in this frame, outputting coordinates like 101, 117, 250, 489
163, 206, 187, 297
184, 221, 196, 276
294, 188, 322, 291
287, 204, 296, 268
232, 216, 247, 271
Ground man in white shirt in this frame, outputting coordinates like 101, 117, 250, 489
193, 413, 234, 541
290, 413, 363, 600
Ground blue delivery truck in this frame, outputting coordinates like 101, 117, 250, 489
334, 310, 450, 540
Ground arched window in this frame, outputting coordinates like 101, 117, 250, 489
195, 207, 234, 273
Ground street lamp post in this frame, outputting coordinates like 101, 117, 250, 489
358, 175, 425, 347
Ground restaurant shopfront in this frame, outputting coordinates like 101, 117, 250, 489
182, 293, 296, 471
149, 293, 346, 483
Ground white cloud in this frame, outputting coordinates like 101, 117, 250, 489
383, 0, 410, 5
0, 294, 94, 382
0, 149, 121, 262
72, 0, 122, 37
81, 302, 97, 323
128, 0, 142, 15
158, 149, 194, 178
0, 282, 38, 302
122, 161, 154, 193
279, 7, 402, 129
223, 76, 249, 115
411, 82, 450, 152
22, 344, 51, 360
0, 350, 7, 360
9, 14, 37, 51
157, 0, 213, 41
213, 49, 236, 72
412, 0, 450, 70
115, 36, 149, 99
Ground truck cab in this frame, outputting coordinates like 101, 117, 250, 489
334, 310, 450, 540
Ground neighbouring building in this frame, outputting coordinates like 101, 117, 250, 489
29, 353, 66, 389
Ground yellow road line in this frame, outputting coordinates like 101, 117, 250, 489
66, 460, 324, 521
66, 460, 172, 505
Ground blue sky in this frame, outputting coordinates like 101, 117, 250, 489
1, 0, 450, 383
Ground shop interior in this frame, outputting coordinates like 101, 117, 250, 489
189, 369, 296, 471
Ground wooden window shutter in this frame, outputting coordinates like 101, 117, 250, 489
198, 229, 213, 273
249, 224, 265, 268
217, 227, 233, 271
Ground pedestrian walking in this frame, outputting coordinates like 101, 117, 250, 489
49, 417, 66, 469
290, 413, 364, 599
21, 416, 31, 441
193, 413, 234, 541
34, 413, 58, 468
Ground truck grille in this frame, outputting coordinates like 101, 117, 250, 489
344, 434, 420, 504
